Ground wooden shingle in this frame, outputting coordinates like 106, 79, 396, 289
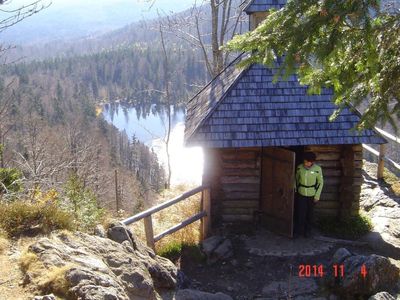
184, 56, 386, 148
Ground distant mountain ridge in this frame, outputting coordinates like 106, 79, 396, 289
0, 0, 196, 45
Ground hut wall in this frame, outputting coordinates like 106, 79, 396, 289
305, 144, 363, 217
203, 145, 363, 227
203, 148, 261, 224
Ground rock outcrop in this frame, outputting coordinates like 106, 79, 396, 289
24, 224, 178, 300
327, 248, 400, 298
360, 161, 400, 258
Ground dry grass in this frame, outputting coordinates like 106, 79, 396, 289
129, 184, 202, 253
19, 249, 72, 297
0, 229, 9, 254
383, 168, 400, 196
0, 200, 74, 237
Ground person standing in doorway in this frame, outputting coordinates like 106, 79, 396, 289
294, 152, 324, 237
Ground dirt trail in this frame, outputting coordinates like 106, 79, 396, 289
0, 238, 39, 300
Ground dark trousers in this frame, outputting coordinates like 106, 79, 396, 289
294, 193, 314, 236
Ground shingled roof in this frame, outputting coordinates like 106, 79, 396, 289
243, 0, 286, 13
184, 55, 386, 148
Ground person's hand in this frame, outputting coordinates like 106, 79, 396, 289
313, 198, 319, 203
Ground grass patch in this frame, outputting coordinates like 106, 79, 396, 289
315, 212, 373, 240
383, 168, 400, 196
0, 201, 74, 237
19, 250, 72, 298
157, 241, 205, 264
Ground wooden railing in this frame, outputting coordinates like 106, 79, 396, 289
122, 185, 211, 250
363, 127, 400, 179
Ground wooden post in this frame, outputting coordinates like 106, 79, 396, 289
115, 169, 120, 213
201, 188, 211, 240
144, 215, 155, 251
377, 144, 386, 180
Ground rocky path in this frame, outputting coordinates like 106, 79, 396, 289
360, 161, 400, 258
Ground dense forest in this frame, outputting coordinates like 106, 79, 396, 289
3, 44, 207, 108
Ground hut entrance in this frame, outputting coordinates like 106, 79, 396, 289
260, 147, 295, 237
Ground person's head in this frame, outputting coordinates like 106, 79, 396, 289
303, 152, 316, 168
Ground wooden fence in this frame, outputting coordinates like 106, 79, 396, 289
122, 185, 210, 250
363, 127, 400, 179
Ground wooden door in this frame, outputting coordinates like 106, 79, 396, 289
260, 147, 295, 237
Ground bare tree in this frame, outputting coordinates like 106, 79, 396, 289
158, 0, 246, 78
159, 22, 173, 189
0, 0, 51, 63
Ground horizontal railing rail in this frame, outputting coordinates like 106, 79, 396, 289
122, 185, 211, 250
363, 127, 400, 179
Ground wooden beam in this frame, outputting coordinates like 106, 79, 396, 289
144, 215, 155, 251
378, 144, 386, 180
154, 211, 206, 242
375, 127, 400, 144
122, 185, 206, 225
201, 188, 211, 240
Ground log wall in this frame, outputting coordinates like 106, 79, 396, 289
305, 144, 363, 217
203, 144, 363, 226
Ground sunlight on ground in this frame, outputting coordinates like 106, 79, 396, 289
151, 122, 203, 186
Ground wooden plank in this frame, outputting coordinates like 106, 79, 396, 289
223, 191, 260, 200
320, 192, 339, 201
222, 207, 255, 215
222, 200, 259, 208
222, 183, 260, 193
378, 144, 386, 179
314, 200, 340, 209
201, 188, 211, 240
221, 176, 259, 184
144, 216, 155, 251
122, 185, 205, 225
221, 168, 260, 176
221, 152, 258, 160
154, 211, 206, 243
222, 214, 253, 222
222, 161, 257, 169
323, 169, 342, 177
375, 127, 400, 144
305, 145, 342, 152
316, 152, 341, 160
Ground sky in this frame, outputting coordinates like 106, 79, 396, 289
0, 0, 197, 44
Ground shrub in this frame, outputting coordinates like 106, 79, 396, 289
0, 201, 74, 237
0, 167, 23, 194
315, 212, 373, 240
62, 174, 104, 232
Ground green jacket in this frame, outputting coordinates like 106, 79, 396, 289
295, 163, 324, 201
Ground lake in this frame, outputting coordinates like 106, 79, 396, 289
103, 103, 203, 186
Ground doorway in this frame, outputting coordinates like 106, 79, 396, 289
260, 147, 296, 237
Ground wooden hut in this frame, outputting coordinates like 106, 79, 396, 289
184, 0, 387, 237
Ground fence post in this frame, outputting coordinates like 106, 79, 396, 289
144, 215, 155, 251
201, 188, 211, 240
378, 144, 386, 180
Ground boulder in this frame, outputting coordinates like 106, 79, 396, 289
175, 289, 233, 300
327, 248, 399, 297
201, 236, 233, 264
24, 228, 178, 300
368, 292, 396, 300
